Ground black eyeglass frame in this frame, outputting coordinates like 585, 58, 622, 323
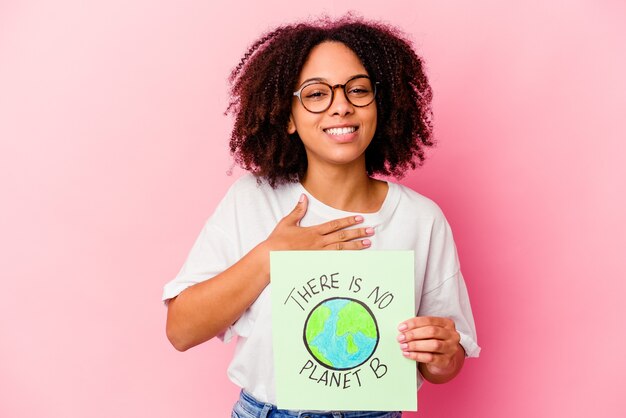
292, 75, 380, 114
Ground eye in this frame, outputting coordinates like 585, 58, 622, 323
305, 90, 329, 100
302, 84, 331, 102
348, 86, 372, 97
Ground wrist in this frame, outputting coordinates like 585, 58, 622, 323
418, 344, 465, 384
250, 241, 271, 283
423, 358, 456, 376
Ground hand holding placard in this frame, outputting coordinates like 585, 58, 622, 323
398, 316, 465, 383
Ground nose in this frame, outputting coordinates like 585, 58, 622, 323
327, 86, 354, 116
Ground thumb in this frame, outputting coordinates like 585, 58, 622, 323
285, 194, 308, 226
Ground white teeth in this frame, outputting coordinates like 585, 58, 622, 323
324, 126, 356, 135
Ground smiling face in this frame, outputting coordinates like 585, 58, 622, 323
288, 41, 377, 173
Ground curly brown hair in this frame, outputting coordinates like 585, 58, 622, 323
226, 15, 434, 187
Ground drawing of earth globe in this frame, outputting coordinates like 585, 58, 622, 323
303, 297, 379, 370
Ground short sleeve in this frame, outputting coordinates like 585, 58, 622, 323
418, 271, 481, 357
417, 209, 480, 358
162, 220, 240, 343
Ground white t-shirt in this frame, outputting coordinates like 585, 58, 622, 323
163, 174, 480, 404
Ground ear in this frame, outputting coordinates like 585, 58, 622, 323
287, 114, 296, 134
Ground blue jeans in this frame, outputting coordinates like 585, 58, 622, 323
231, 390, 402, 418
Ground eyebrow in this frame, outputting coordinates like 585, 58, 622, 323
297, 74, 370, 89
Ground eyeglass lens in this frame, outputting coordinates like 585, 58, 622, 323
300, 77, 375, 113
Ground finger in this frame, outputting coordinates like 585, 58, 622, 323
322, 227, 374, 246
317, 215, 364, 235
397, 325, 454, 342
402, 351, 435, 363
399, 330, 460, 351
398, 316, 455, 332
323, 238, 372, 251
401, 351, 451, 367
399, 339, 452, 355
284, 194, 308, 226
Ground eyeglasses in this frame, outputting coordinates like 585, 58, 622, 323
293, 75, 379, 113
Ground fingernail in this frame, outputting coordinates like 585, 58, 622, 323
398, 323, 407, 331
402, 351, 410, 357
354, 215, 364, 222
397, 334, 406, 342
362, 239, 371, 247
400, 343, 408, 349
299, 194, 305, 203
365, 227, 375, 235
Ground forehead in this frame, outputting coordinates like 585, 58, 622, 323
297, 41, 368, 84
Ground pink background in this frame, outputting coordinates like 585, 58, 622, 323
1, 1, 625, 417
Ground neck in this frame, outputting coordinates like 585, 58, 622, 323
301, 160, 386, 213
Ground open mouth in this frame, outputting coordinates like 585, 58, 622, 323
323, 126, 358, 136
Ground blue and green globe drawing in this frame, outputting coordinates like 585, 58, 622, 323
303, 297, 379, 370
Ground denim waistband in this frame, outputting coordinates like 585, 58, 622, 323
232, 390, 401, 418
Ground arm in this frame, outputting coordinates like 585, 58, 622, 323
166, 241, 271, 351
166, 195, 374, 351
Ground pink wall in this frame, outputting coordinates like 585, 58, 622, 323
1, 1, 625, 417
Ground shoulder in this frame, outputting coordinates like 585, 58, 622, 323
208, 174, 297, 244
215, 173, 297, 215
390, 181, 446, 221
227, 173, 270, 194
222, 173, 281, 201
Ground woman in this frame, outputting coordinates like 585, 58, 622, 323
163, 16, 480, 417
